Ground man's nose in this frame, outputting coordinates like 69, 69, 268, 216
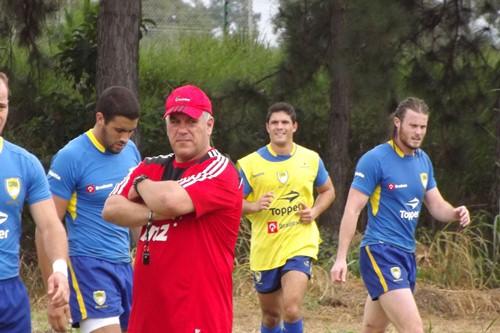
120, 131, 133, 142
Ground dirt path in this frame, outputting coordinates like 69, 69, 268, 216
32, 278, 500, 332
234, 279, 500, 333
234, 296, 500, 332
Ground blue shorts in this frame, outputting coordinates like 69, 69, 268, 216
360, 243, 416, 300
0, 276, 31, 333
253, 256, 313, 293
68, 256, 133, 329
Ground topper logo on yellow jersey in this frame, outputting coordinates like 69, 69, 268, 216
267, 221, 278, 233
270, 204, 301, 216
278, 190, 299, 203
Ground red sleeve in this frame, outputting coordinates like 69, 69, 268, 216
182, 159, 242, 218
110, 161, 148, 198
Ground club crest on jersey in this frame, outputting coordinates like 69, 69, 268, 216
390, 266, 402, 280
5, 178, 20, 200
267, 221, 279, 233
420, 173, 428, 188
93, 290, 106, 306
86, 184, 96, 193
276, 171, 289, 184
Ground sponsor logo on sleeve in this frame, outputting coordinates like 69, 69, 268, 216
47, 170, 61, 181
354, 171, 365, 178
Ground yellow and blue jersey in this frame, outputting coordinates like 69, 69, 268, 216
0, 137, 51, 279
237, 143, 329, 271
47, 130, 140, 263
352, 140, 437, 253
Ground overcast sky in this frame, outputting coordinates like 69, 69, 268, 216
183, 0, 280, 45
252, 0, 279, 46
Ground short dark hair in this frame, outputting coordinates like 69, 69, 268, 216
266, 102, 297, 123
96, 86, 140, 122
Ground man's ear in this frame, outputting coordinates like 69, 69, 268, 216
207, 116, 214, 136
96, 112, 105, 126
393, 116, 401, 130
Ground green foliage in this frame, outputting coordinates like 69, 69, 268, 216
138, 34, 281, 157
55, 0, 98, 98
1, 0, 499, 293
395, 1, 500, 215
0, 0, 60, 66
1, 42, 91, 164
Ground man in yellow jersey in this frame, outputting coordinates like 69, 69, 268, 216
238, 102, 335, 333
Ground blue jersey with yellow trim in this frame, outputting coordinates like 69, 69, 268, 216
48, 130, 140, 263
238, 144, 329, 271
0, 137, 51, 279
352, 141, 436, 253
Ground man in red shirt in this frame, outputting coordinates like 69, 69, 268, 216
103, 84, 242, 333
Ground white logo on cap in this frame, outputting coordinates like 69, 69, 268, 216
175, 97, 191, 102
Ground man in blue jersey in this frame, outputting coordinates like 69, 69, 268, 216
330, 97, 471, 333
238, 102, 335, 333
36, 86, 141, 333
0, 72, 69, 333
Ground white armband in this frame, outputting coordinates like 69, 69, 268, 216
52, 259, 68, 278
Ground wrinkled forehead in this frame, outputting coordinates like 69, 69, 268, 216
166, 112, 211, 124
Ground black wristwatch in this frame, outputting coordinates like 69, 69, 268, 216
133, 175, 149, 198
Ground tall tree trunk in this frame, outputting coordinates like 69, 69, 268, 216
495, 95, 500, 217
322, 0, 351, 238
96, 0, 140, 97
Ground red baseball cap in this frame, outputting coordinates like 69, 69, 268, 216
164, 84, 212, 119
